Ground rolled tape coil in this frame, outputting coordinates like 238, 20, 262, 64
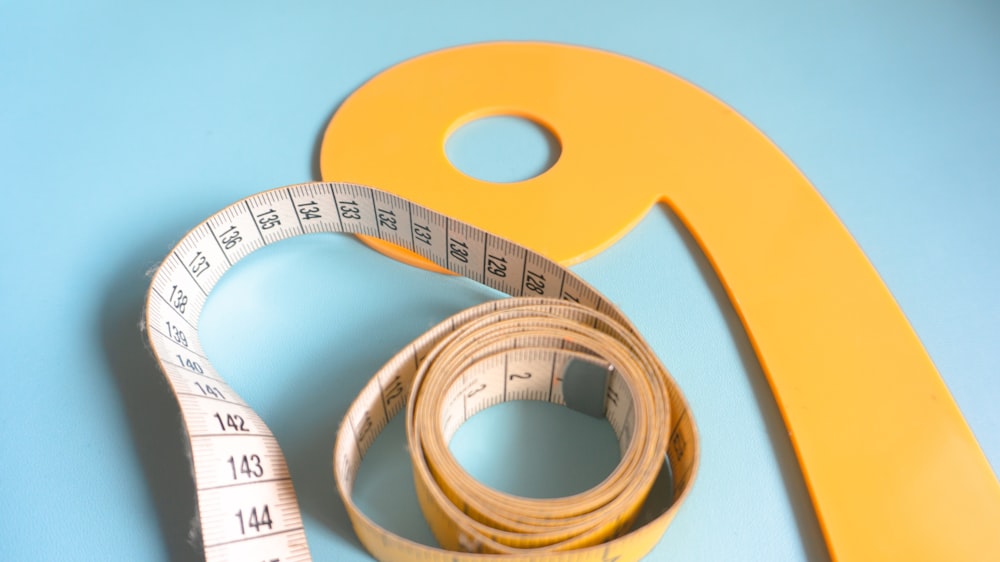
144, 182, 697, 562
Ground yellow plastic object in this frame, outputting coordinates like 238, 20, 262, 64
320, 42, 1000, 560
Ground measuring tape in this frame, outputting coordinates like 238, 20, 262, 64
145, 181, 698, 561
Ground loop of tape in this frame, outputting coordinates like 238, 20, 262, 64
144, 182, 698, 562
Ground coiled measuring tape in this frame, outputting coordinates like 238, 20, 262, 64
144, 181, 697, 562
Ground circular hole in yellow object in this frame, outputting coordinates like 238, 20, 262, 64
444, 115, 561, 184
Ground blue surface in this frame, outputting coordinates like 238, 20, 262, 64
445, 116, 562, 183
1, 1, 998, 560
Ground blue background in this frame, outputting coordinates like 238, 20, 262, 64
1, 1, 997, 560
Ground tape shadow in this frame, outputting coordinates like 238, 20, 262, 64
100, 245, 205, 562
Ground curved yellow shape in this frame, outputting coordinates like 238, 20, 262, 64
320, 42, 999, 560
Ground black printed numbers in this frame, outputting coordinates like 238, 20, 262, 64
176, 354, 204, 374
194, 381, 225, 400
448, 238, 469, 264
525, 270, 546, 295
339, 200, 361, 220
187, 251, 210, 278
606, 387, 619, 407
671, 431, 687, 460
256, 208, 281, 230
413, 223, 432, 245
168, 284, 187, 313
165, 321, 188, 347
228, 454, 264, 480
213, 412, 249, 432
486, 254, 507, 278
235, 505, 273, 535
297, 201, 321, 221
355, 413, 373, 441
383, 376, 404, 407
217, 225, 242, 249
376, 208, 398, 231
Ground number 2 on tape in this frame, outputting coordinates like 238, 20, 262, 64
145, 182, 698, 562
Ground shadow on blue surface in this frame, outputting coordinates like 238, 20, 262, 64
101, 251, 205, 562
664, 207, 830, 560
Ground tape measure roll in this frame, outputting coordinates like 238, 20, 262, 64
144, 181, 698, 561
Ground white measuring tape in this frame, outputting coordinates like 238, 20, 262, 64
145, 182, 698, 561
